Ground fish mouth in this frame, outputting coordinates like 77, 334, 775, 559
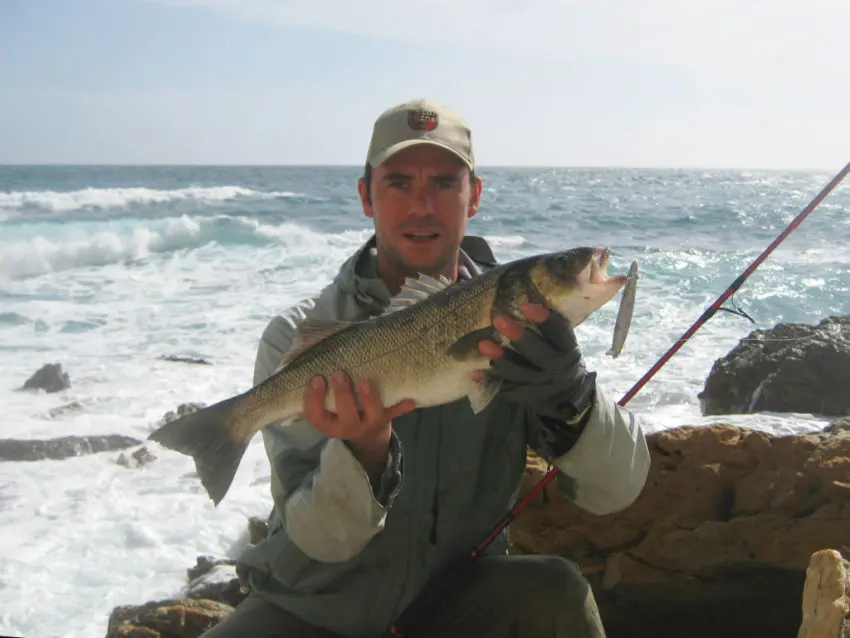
590, 248, 628, 287
589, 248, 611, 283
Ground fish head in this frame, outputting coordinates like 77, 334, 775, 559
531, 247, 628, 326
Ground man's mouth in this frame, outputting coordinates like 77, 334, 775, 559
402, 231, 441, 242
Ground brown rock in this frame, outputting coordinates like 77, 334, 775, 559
105, 598, 233, 638
798, 549, 849, 638
510, 422, 850, 638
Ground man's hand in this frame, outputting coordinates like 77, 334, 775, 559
303, 371, 416, 486
478, 303, 594, 421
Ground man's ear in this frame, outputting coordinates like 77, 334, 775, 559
358, 177, 374, 219
468, 175, 483, 219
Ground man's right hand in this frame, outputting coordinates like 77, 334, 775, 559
303, 371, 415, 486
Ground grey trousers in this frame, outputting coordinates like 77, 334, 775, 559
200, 554, 606, 638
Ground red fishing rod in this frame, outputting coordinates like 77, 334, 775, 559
390, 162, 849, 636
470, 160, 850, 558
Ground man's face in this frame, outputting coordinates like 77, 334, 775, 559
358, 144, 483, 282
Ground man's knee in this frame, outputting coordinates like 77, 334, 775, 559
497, 555, 604, 636
508, 555, 593, 610
198, 593, 340, 638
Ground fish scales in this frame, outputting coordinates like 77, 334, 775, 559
242, 267, 504, 431
146, 247, 632, 505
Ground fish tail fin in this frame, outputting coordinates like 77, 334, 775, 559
148, 400, 248, 506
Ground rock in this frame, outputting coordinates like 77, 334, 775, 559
186, 556, 236, 582
798, 549, 849, 638
247, 516, 268, 545
698, 316, 850, 416
115, 446, 157, 468
0, 434, 142, 462
158, 403, 205, 426
158, 355, 212, 365
105, 598, 233, 638
509, 422, 850, 638
45, 401, 84, 419
825, 417, 850, 436
185, 562, 246, 608
21, 362, 70, 393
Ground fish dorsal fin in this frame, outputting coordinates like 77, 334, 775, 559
381, 273, 452, 316
280, 317, 352, 366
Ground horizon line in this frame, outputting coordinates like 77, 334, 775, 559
0, 162, 839, 173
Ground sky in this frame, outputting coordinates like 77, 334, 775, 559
1, 0, 848, 169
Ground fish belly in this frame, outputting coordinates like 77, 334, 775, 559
320, 351, 485, 414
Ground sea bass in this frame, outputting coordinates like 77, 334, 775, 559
148, 247, 631, 506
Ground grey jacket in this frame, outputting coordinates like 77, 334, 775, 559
236, 235, 651, 637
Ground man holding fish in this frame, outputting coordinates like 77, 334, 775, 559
171, 98, 651, 637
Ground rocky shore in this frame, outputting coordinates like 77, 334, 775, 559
100, 420, 850, 638
6, 318, 849, 637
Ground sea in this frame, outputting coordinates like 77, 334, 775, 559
1, 164, 848, 637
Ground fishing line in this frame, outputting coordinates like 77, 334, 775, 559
388, 160, 850, 637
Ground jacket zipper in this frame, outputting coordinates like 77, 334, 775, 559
429, 407, 442, 544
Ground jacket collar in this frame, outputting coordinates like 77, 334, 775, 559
333, 234, 499, 314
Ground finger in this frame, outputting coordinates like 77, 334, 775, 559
493, 315, 525, 341
521, 303, 550, 323
303, 376, 337, 432
386, 398, 417, 421
356, 377, 384, 425
478, 339, 504, 360
330, 370, 362, 426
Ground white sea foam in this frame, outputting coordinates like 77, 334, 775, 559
2, 226, 834, 635
1, 169, 846, 638
0, 185, 300, 214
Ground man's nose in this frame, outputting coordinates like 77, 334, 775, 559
407, 187, 434, 217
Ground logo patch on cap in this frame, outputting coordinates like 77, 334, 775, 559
407, 109, 438, 132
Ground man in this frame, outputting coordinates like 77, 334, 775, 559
204, 98, 651, 638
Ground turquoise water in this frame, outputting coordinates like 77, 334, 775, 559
0, 164, 848, 637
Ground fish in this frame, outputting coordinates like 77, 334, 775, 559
147, 247, 630, 506
606, 260, 639, 358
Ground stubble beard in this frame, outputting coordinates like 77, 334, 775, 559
381, 240, 459, 285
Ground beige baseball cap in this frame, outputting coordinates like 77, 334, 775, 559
365, 98, 475, 172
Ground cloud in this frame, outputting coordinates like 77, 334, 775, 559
148, 0, 849, 75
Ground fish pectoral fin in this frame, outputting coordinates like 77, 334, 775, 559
446, 327, 500, 361
467, 372, 502, 414
281, 318, 352, 366
381, 272, 453, 316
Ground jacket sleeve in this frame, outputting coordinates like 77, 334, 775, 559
525, 383, 650, 515
253, 305, 404, 564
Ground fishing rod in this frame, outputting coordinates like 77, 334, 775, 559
471, 160, 850, 558
389, 161, 850, 636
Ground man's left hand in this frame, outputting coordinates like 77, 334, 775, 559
477, 303, 595, 421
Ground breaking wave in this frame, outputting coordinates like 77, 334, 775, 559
0, 212, 528, 281
0, 185, 301, 215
